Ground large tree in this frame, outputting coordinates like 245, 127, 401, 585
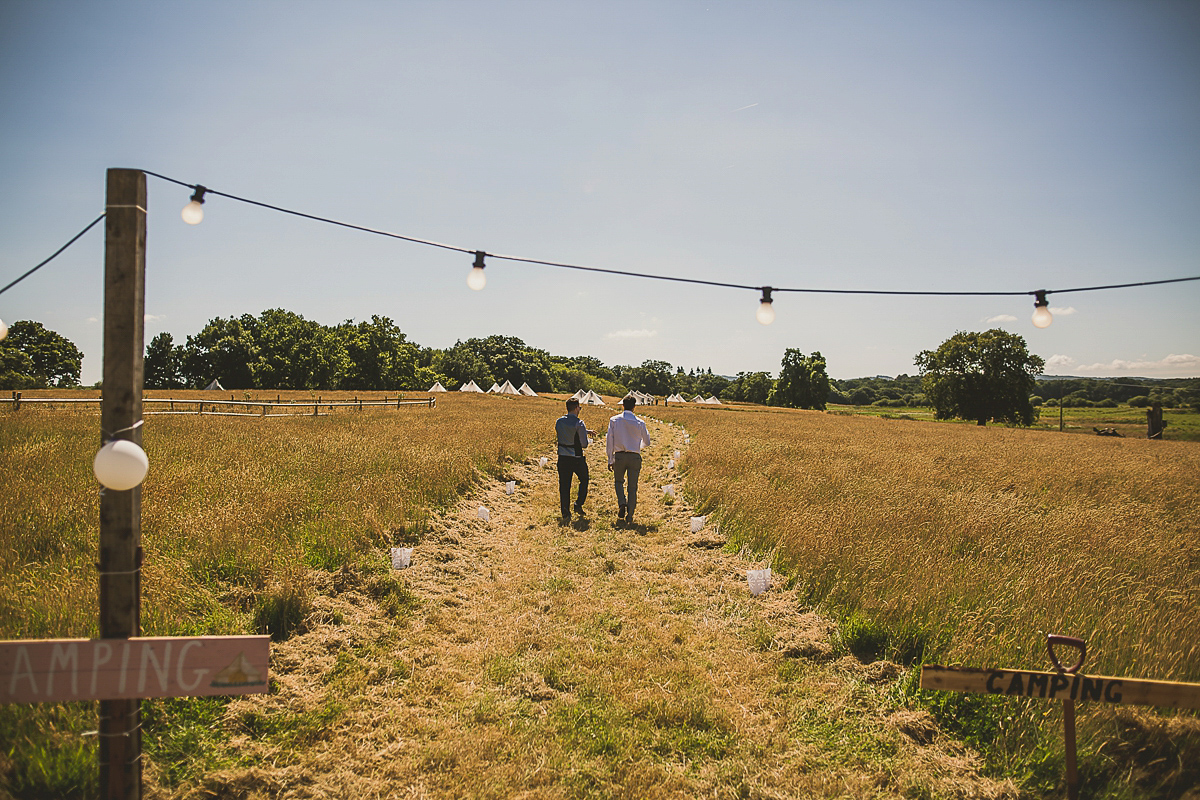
0, 320, 83, 388
768, 350, 830, 410
144, 332, 186, 389
915, 329, 1045, 426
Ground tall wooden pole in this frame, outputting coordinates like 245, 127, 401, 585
98, 168, 146, 800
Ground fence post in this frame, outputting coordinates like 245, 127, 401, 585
98, 167, 146, 800
11, 391, 19, 411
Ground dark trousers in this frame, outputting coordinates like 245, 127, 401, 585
612, 451, 643, 517
557, 456, 589, 517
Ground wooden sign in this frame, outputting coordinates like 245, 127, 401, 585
0, 636, 269, 704
921, 665, 1200, 710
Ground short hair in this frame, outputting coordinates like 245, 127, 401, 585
566, 398, 580, 411
622, 396, 636, 410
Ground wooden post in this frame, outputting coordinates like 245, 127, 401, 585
12, 391, 19, 411
1147, 402, 1164, 439
99, 168, 146, 800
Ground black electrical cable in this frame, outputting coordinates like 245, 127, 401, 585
0, 213, 106, 297
144, 171, 1200, 300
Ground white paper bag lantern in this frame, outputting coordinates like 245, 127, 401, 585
539, 457, 548, 468
391, 547, 413, 569
663, 484, 675, 498
674, 449, 680, 459
478, 506, 490, 521
690, 515, 705, 533
748, 568, 772, 596
667, 459, 675, 469
93, 440, 149, 491
505, 480, 516, 495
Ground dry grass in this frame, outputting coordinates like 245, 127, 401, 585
647, 404, 1200, 682
3, 394, 1196, 798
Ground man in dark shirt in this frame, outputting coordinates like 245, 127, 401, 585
555, 398, 592, 523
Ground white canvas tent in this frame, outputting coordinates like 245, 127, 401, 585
669, 393, 686, 403
691, 395, 706, 404
706, 396, 722, 404
497, 380, 520, 395
428, 382, 447, 392
518, 382, 537, 396
581, 390, 606, 405
486, 382, 501, 393
458, 380, 484, 392
570, 389, 586, 401
204, 379, 224, 391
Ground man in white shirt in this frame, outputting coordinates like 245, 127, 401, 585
606, 396, 652, 526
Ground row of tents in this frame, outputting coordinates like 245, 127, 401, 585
427, 382, 721, 405
428, 380, 538, 395
666, 393, 723, 404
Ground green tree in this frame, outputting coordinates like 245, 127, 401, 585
627, 359, 674, 396
182, 315, 260, 389
336, 315, 417, 390
144, 332, 186, 389
768, 350, 830, 410
724, 371, 773, 404
0, 320, 83, 388
915, 329, 1045, 426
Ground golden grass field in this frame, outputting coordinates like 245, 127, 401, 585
1, 392, 1197, 798
645, 403, 1200, 683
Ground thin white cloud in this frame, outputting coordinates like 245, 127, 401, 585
1049, 306, 1076, 316
732, 103, 758, 112
986, 314, 1017, 323
1046, 354, 1076, 372
1044, 353, 1199, 377
145, 314, 167, 323
605, 328, 657, 340
85, 316, 99, 323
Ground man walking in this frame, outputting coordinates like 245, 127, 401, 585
555, 398, 592, 523
606, 396, 651, 526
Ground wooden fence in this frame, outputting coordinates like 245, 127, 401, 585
3, 392, 435, 417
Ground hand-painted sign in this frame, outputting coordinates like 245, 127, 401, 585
0, 636, 270, 704
920, 665, 1200, 710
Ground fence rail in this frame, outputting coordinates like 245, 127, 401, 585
4, 392, 435, 416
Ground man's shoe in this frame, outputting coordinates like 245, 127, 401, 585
617, 505, 627, 520
560, 513, 571, 525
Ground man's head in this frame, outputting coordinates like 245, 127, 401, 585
622, 396, 636, 410
566, 398, 580, 414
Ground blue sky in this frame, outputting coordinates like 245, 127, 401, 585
2, 0, 1197, 383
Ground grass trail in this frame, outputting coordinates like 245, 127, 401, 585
186, 416, 1009, 799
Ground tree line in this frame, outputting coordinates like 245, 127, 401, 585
6, 312, 1194, 421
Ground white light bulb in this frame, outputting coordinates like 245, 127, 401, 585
0, 318, 7, 341
93, 440, 149, 491
756, 300, 775, 325
1032, 305, 1053, 328
181, 200, 204, 225
467, 266, 487, 291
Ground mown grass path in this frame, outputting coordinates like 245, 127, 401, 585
189, 417, 1011, 800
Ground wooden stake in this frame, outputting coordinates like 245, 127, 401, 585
99, 168, 146, 800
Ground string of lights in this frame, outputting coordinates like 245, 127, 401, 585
3, 170, 1199, 338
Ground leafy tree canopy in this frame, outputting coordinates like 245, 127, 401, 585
915, 329, 1045, 426
768, 350, 830, 410
0, 320, 83, 388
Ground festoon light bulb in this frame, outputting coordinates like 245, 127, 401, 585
93, 439, 149, 491
181, 185, 207, 225
0, 318, 8, 341
756, 287, 775, 325
467, 250, 487, 291
1032, 290, 1053, 329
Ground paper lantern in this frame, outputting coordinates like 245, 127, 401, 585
748, 568, 772, 596
478, 506, 490, 522
93, 440, 149, 491
663, 484, 675, 498
391, 547, 413, 569
690, 515, 705, 533
506, 481, 516, 495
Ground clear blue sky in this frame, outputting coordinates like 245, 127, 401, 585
2, 0, 1197, 383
